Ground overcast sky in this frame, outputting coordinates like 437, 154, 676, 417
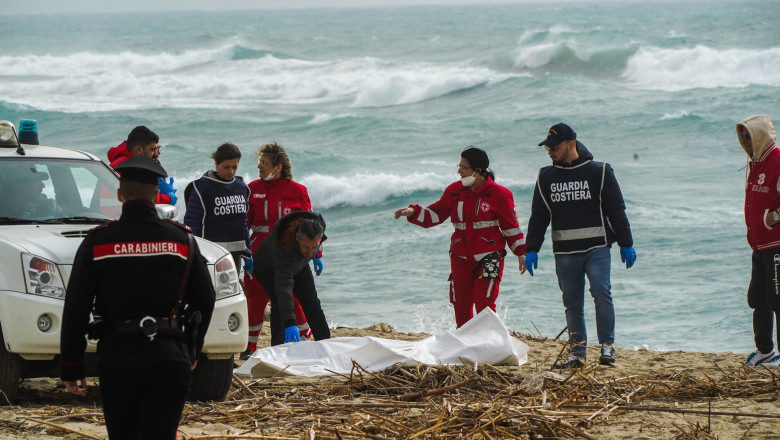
2, 0, 538, 15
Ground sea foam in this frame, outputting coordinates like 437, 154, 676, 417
0, 43, 516, 112
300, 172, 453, 209
299, 171, 534, 210
623, 45, 780, 90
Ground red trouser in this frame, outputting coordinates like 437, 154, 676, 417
244, 273, 309, 351
449, 255, 504, 328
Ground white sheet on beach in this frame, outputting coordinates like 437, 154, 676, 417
235, 309, 529, 377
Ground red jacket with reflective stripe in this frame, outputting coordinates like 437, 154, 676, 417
246, 177, 313, 253
406, 178, 525, 262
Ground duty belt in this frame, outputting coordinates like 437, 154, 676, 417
112, 316, 178, 341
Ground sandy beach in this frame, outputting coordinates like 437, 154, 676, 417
1, 324, 778, 440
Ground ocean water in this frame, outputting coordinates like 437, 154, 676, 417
2, 0, 779, 353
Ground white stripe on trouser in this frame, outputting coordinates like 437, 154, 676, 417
249, 324, 262, 332
774, 253, 780, 296
297, 323, 310, 331
486, 278, 494, 298
247, 336, 258, 343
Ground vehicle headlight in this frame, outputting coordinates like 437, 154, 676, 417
22, 254, 66, 299
214, 254, 240, 300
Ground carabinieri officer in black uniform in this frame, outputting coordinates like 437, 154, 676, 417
60, 156, 215, 440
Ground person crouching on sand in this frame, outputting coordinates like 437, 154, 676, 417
253, 211, 330, 346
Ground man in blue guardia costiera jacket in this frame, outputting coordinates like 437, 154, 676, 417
524, 122, 636, 369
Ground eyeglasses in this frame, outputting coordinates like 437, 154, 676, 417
457, 164, 472, 171
257, 159, 273, 167
543, 144, 562, 152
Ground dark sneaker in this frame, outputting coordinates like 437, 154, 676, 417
238, 349, 254, 361
745, 350, 777, 366
554, 355, 586, 369
599, 344, 615, 365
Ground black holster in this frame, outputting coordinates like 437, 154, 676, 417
185, 311, 202, 363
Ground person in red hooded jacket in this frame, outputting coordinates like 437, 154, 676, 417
739, 115, 780, 368
394, 146, 527, 328
241, 141, 318, 358
107, 126, 177, 205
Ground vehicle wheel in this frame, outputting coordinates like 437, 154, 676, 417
0, 326, 23, 405
187, 353, 233, 402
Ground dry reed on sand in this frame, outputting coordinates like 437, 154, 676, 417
4, 338, 779, 439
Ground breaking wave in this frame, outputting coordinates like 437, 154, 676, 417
0, 42, 516, 112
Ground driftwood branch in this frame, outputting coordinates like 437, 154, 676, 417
396, 377, 476, 401
23, 417, 103, 440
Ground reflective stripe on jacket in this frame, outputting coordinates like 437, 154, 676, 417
406, 177, 525, 262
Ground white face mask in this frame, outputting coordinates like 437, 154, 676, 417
262, 172, 276, 181
461, 175, 476, 187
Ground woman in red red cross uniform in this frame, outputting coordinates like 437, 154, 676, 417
394, 146, 527, 327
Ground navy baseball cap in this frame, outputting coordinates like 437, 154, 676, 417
114, 156, 167, 184
539, 122, 576, 147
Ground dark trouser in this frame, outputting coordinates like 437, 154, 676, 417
99, 361, 191, 440
258, 266, 330, 346
230, 251, 245, 273
748, 249, 780, 353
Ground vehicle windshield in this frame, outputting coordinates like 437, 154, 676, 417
0, 158, 120, 223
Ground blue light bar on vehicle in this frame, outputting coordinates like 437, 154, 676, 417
18, 120, 39, 145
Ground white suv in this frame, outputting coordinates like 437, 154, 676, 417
0, 121, 247, 403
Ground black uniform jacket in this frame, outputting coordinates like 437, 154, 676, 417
60, 200, 215, 381
526, 141, 633, 254
254, 211, 326, 328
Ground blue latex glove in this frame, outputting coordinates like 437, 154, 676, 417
243, 256, 253, 275
157, 177, 177, 196
620, 246, 636, 269
525, 252, 538, 276
167, 193, 178, 205
284, 325, 301, 343
313, 257, 323, 276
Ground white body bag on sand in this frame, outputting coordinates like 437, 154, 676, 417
235, 309, 529, 378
